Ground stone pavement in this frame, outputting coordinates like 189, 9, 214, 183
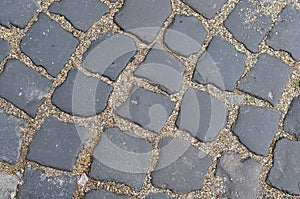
0, 0, 300, 198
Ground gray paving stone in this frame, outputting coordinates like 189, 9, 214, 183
89, 127, 152, 190
237, 54, 293, 106
284, 96, 300, 137
216, 153, 263, 199
0, 39, 10, 62
164, 15, 206, 56
21, 13, 79, 77
0, 0, 38, 28
193, 36, 246, 91
0, 172, 19, 199
267, 138, 300, 195
233, 105, 281, 156
182, 0, 227, 19
224, 0, 272, 52
0, 110, 25, 165
176, 88, 227, 142
145, 192, 176, 199
27, 115, 89, 171
135, 46, 185, 94
85, 190, 129, 199
18, 166, 77, 199
83, 31, 136, 81
52, 68, 113, 116
49, 0, 109, 32
0, 59, 52, 118
267, 5, 300, 61
151, 136, 213, 193
114, 0, 172, 43
116, 87, 175, 132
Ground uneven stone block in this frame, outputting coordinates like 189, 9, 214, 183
284, 96, 300, 137
145, 192, 176, 199
0, 172, 19, 199
85, 190, 129, 199
0, 39, 9, 62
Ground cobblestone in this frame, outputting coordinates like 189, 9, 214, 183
0, 39, 9, 62
85, 190, 129, 199
0, 172, 19, 199
284, 96, 300, 137
145, 192, 176, 199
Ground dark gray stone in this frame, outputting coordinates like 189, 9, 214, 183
284, 96, 300, 137
114, 0, 172, 43
52, 68, 113, 117
224, 0, 272, 52
145, 192, 176, 199
267, 5, 300, 61
18, 166, 77, 199
0, 0, 38, 28
27, 115, 88, 171
237, 54, 293, 106
21, 13, 79, 77
267, 138, 300, 195
177, 88, 227, 142
164, 15, 206, 56
83, 31, 136, 81
85, 190, 129, 199
216, 153, 263, 199
151, 136, 213, 193
49, 0, 109, 32
0, 172, 19, 199
0, 39, 10, 62
193, 36, 246, 91
233, 105, 281, 156
0, 59, 52, 118
0, 110, 25, 164
116, 87, 175, 132
135, 46, 185, 94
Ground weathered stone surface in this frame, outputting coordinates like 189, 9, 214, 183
284, 96, 300, 137
0, 39, 9, 62
114, 0, 172, 43
145, 192, 176, 199
49, 0, 109, 32
267, 5, 300, 61
177, 88, 227, 141
267, 138, 300, 195
85, 190, 129, 199
27, 115, 89, 171
0, 59, 52, 118
18, 166, 77, 199
21, 13, 79, 77
193, 36, 246, 91
52, 68, 113, 116
151, 136, 213, 193
0, 172, 19, 199
224, 0, 272, 52
233, 105, 281, 156
237, 54, 293, 106
216, 153, 263, 199
83, 31, 136, 81
89, 127, 152, 190
164, 15, 206, 56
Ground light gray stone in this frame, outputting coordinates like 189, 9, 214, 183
0, 172, 19, 199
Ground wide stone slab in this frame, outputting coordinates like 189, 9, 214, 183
284, 96, 300, 137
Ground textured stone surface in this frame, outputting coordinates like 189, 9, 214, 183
145, 192, 176, 199
0, 39, 10, 62
193, 36, 246, 91
52, 68, 113, 116
177, 88, 227, 141
27, 115, 88, 171
237, 54, 293, 106
225, 0, 272, 52
49, 0, 109, 31
216, 153, 263, 199
267, 139, 300, 195
0, 172, 19, 199
85, 190, 129, 199
0, 59, 52, 117
233, 106, 281, 156
21, 13, 79, 77
284, 96, 300, 137
164, 15, 206, 56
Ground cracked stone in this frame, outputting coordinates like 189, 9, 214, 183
135, 46, 185, 94
114, 0, 172, 43
176, 88, 227, 142
116, 87, 175, 132
85, 190, 129, 199
151, 136, 213, 193
0, 59, 52, 118
164, 15, 207, 56
89, 127, 152, 190
18, 166, 77, 199
0, 172, 19, 199
267, 5, 300, 61
0, 39, 9, 62
145, 192, 176, 199
267, 138, 300, 195
284, 96, 300, 137
83, 31, 137, 81
233, 105, 281, 156
21, 13, 79, 77
193, 36, 247, 91
237, 54, 293, 106
224, 0, 272, 52
27, 115, 89, 171
52, 68, 113, 117
216, 153, 263, 199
